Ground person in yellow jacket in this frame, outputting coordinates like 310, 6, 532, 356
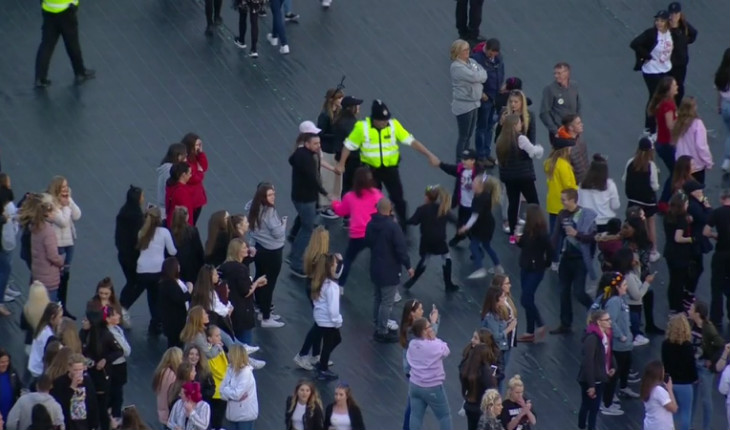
336, 99, 440, 229
206, 325, 230, 430
544, 137, 576, 269
34, 0, 95, 88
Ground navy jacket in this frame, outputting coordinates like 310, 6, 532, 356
471, 46, 504, 100
365, 213, 411, 287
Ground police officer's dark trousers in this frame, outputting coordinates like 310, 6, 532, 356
370, 166, 407, 227
35, 6, 86, 80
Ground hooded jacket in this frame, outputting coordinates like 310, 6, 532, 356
332, 188, 383, 239
365, 213, 411, 287
471, 43, 505, 100
114, 197, 143, 266
289, 147, 328, 203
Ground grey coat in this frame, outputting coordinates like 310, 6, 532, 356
450, 59, 487, 116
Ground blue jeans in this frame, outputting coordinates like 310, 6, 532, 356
455, 109, 478, 162
692, 364, 713, 430
673, 383, 694, 430
226, 421, 254, 430
269, 0, 287, 45
475, 100, 497, 159
469, 238, 500, 271
235, 329, 253, 346
0, 249, 12, 304
722, 99, 730, 161
282, 0, 291, 13
408, 383, 452, 430
289, 201, 317, 272
629, 307, 642, 337
403, 396, 411, 430
578, 381, 603, 430
47, 289, 58, 302
655, 144, 675, 203
339, 237, 367, 286
58, 245, 74, 273
520, 269, 545, 333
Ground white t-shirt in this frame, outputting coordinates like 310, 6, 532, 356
292, 402, 306, 430
643, 385, 674, 430
330, 411, 352, 430
459, 168, 474, 208
642, 31, 673, 74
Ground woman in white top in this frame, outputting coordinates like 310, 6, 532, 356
47, 176, 82, 319
311, 254, 343, 382
324, 384, 366, 430
0, 173, 19, 317
27, 302, 63, 378
119, 206, 176, 335
285, 380, 324, 430
714, 48, 730, 172
640, 360, 678, 430
578, 154, 620, 233
219, 344, 258, 430
450, 39, 487, 162
168, 381, 211, 430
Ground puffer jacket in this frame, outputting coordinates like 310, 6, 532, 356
50, 199, 81, 247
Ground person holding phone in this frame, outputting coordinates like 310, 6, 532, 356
640, 360, 678, 430
49, 353, 101, 430
481, 286, 516, 387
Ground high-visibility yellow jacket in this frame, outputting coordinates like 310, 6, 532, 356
42, 0, 78, 13
344, 118, 415, 168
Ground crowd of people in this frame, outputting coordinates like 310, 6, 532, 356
4, 0, 730, 430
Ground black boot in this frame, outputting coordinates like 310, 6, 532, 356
443, 258, 460, 291
403, 259, 426, 290
58, 272, 77, 320
448, 234, 465, 247
643, 290, 664, 334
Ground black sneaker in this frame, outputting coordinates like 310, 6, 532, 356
319, 208, 339, 219
258, 9, 267, 17
234, 37, 247, 49
374, 331, 398, 343
317, 369, 338, 381
284, 12, 300, 22
205, 25, 214, 36
214, 16, 223, 25
74, 69, 95, 84
34, 78, 52, 88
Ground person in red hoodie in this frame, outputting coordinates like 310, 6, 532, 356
331, 167, 383, 289
182, 133, 209, 225
165, 162, 195, 226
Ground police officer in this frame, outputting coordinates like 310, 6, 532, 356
34, 0, 95, 88
337, 99, 439, 230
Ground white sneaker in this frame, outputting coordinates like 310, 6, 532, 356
5, 285, 21, 298
266, 33, 278, 46
633, 334, 650, 347
243, 344, 260, 354
468, 268, 487, 279
294, 354, 314, 370
649, 250, 661, 263
249, 357, 266, 369
487, 265, 505, 275
279, 45, 290, 54
3, 294, 15, 303
502, 223, 510, 234
518, 218, 526, 226
550, 262, 559, 272
619, 387, 640, 398
261, 318, 285, 328
600, 404, 624, 416
319, 208, 339, 219
321, 0, 331, 7
310, 355, 333, 366
394, 291, 402, 303
387, 319, 399, 330
722, 158, 730, 173
257, 313, 281, 321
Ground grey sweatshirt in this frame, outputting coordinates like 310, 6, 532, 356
539, 81, 581, 135
248, 206, 286, 250
450, 59, 487, 116
6, 392, 65, 430
157, 162, 172, 215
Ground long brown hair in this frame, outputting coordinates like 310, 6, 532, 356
671, 97, 698, 144
640, 360, 665, 402
399, 299, 421, 348
18, 193, 54, 232
647, 76, 676, 116
459, 344, 497, 403
671, 155, 693, 193
480, 286, 507, 320
495, 114, 521, 166
204, 210, 228, 257
191, 265, 217, 312
137, 206, 163, 251
170, 206, 192, 245
630, 146, 654, 172
288, 380, 323, 414
248, 183, 275, 232
523, 204, 547, 238
322, 88, 344, 122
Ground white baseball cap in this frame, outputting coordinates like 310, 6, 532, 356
299, 120, 321, 134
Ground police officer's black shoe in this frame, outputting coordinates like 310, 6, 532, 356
74, 69, 96, 84
205, 25, 214, 36
214, 16, 223, 25
34, 78, 51, 88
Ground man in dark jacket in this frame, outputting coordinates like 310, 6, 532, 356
333, 96, 364, 196
365, 198, 414, 343
288, 130, 333, 277
471, 39, 505, 167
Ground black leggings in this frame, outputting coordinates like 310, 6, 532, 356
503, 179, 539, 234
119, 272, 161, 327
614, 350, 631, 389
318, 326, 341, 372
205, 0, 222, 25
209, 398, 226, 430
237, 6, 259, 51
254, 246, 282, 320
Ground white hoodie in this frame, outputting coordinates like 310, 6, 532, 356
313, 278, 343, 328
578, 179, 621, 225
219, 365, 258, 422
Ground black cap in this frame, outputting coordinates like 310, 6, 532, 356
341, 96, 363, 108
668, 2, 681, 13
638, 136, 653, 151
371, 99, 391, 121
552, 137, 576, 150
461, 149, 477, 160
682, 180, 705, 194
655, 9, 670, 20
505, 77, 523, 91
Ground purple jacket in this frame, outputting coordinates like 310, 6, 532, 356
30, 221, 65, 289
406, 337, 450, 387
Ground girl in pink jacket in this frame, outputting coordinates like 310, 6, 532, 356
331, 167, 383, 289
673, 98, 713, 184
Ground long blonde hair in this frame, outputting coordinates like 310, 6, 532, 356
288, 380, 323, 414
224, 238, 246, 263
473, 174, 501, 208
44, 347, 74, 381
227, 344, 250, 372
495, 114, 521, 166
671, 97, 698, 144
59, 318, 83, 354
425, 185, 452, 218
137, 206, 163, 250
180, 306, 207, 344
310, 254, 338, 301
152, 347, 183, 392
47, 176, 67, 206
544, 147, 571, 178
480, 389, 502, 417
303, 226, 329, 278
18, 193, 54, 232
507, 90, 530, 134
24, 281, 51, 331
